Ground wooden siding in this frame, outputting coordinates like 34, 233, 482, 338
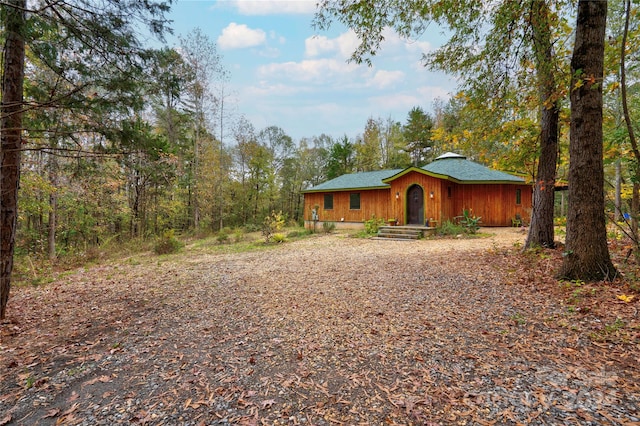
303, 174, 532, 227
446, 182, 532, 226
387, 171, 443, 225
304, 189, 392, 223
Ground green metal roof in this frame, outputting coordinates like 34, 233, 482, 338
422, 155, 525, 183
303, 153, 525, 192
303, 169, 403, 192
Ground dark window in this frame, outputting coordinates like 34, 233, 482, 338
324, 194, 333, 210
447, 186, 452, 199
516, 188, 522, 205
349, 193, 361, 210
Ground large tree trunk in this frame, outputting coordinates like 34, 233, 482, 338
525, 0, 559, 249
0, 0, 27, 320
559, 0, 616, 281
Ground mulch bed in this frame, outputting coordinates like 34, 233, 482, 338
1, 234, 639, 425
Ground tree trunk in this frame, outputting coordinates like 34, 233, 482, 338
525, 0, 559, 249
559, 0, 616, 281
0, 0, 27, 320
48, 152, 58, 261
615, 160, 621, 222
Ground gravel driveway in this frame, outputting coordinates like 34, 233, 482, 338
1, 228, 637, 425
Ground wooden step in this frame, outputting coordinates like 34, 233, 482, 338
376, 225, 436, 240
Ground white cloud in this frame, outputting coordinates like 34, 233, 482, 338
243, 82, 312, 98
305, 31, 360, 59
257, 58, 359, 83
368, 86, 452, 111
218, 23, 267, 50
416, 85, 452, 101
367, 70, 405, 89
229, 0, 316, 15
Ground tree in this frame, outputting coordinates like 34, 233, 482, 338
257, 126, 295, 175
558, 0, 616, 280
524, 0, 561, 249
380, 117, 410, 169
354, 117, 383, 171
326, 136, 355, 179
179, 29, 223, 231
1, 0, 27, 320
299, 134, 332, 187
617, 0, 640, 251
0, 0, 172, 319
403, 107, 434, 166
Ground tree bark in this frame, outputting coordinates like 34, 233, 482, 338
559, 0, 616, 281
0, 0, 27, 320
525, 0, 559, 249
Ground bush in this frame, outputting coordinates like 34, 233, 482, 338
438, 220, 465, 236
244, 223, 261, 233
459, 209, 481, 234
322, 221, 336, 234
217, 227, 232, 244
233, 228, 244, 243
262, 211, 286, 243
154, 229, 183, 255
272, 233, 287, 243
364, 215, 385, 235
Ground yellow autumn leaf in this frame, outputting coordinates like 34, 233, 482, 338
617, 294, 635, 303
608, 81, 620, 92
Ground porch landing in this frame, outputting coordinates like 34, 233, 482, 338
374, 225, 438, 240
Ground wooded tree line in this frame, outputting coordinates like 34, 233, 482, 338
0, 0, 639, 318
317, 0, 639, 280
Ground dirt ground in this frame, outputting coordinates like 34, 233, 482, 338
0, 228, 638, 425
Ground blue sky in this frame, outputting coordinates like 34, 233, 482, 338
165, 0, 458, 143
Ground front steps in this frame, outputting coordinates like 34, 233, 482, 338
375, 225, 437, 240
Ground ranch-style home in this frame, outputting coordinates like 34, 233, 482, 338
302, 152, 532, 229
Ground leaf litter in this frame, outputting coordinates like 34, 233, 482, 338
0, 228, 639, 425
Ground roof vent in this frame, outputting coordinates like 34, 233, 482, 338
434, 152, 466, 161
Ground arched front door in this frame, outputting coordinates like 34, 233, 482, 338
407, 184, 424, 225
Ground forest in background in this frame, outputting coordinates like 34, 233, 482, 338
2, 0, 639, 264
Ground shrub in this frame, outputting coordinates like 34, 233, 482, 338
262, 211, 286, 243
322, 221, 336, 234
272, 233, 287, 243
217, 227, 232, 244
154, 229, 183, 255
438, 220, 465, 236
459, 209, 481, 234
364, 215, 385, 235
244, 223, 261, 233
233, 228, 244, 243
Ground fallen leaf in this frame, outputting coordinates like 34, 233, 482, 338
0, 414, 12, 425
62, 403, 79, 416
67, 391, 79, 402
43, 408, 60, 419
261, 399, 276, 409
